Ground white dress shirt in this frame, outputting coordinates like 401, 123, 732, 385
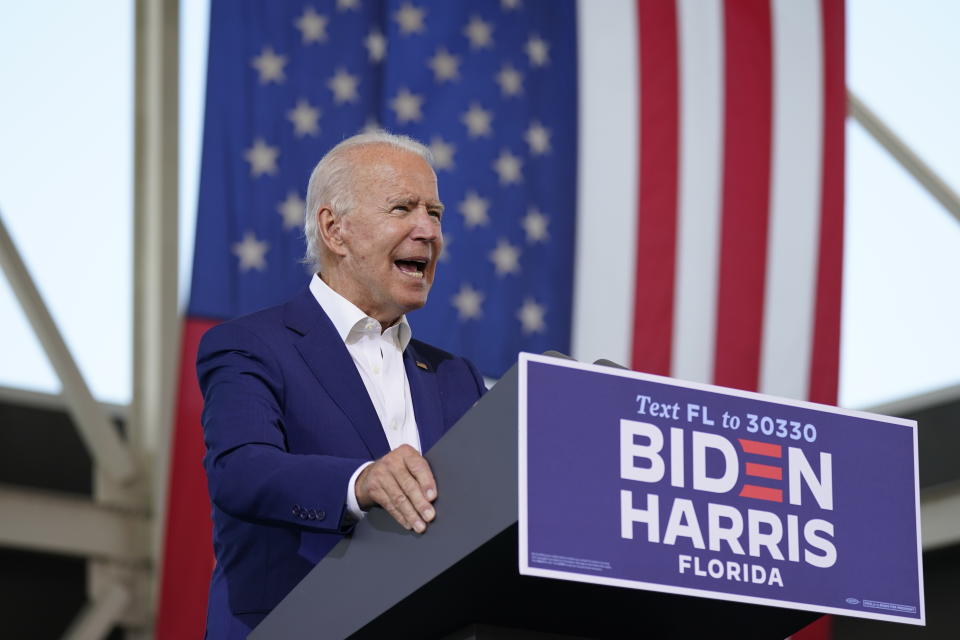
309, 274, 422, 520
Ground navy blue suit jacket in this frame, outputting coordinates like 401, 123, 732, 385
197, 286, 486, 638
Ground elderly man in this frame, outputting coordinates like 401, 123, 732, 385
198, 131, 487, 638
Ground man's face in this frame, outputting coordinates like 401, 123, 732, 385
332, 145, 444, 326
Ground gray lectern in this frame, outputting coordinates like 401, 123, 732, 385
251, 358, 819, 639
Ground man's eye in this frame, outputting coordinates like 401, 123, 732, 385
429, 210, 443, 220
393, 205, 409, 212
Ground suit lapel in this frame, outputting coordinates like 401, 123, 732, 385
284, 287, 390, 459
404, 343, 445, 452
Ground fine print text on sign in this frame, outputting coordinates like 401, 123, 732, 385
518, 353, 924, 625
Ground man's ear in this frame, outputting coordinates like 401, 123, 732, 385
317, 206, 348, 257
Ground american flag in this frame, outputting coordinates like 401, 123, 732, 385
187, 0, 577, 376
156, 1, 843, 638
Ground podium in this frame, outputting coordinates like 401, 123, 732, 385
251, 360, 819, 639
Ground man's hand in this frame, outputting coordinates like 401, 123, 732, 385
355, 445, 437, 533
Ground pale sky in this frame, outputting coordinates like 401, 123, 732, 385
0, 0, 957, 409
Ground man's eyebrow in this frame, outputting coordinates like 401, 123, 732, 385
387, 194, 445, 212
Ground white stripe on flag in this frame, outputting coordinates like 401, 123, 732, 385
759, 0, 824, 398
572, 0, 638, 367
671, 0, 725, 384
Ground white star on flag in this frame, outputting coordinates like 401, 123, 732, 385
244, 138, 279, 177
429, 137, 456, 171
489, 238, 522, 276
525, 34, 550, 67
459, 191, 490, 228
428, 47, 461, 83
362, 116, 381, 133
295, 7, 328, 43
521, 207, 549, 243
390, 88, 424, 123
394, 3, 426, 35
493, 149, 523, 185
337, 0, 360, 11
251, 46, 287, 84
496, 64, 523, 97
452, 283, 484, 320
232, 231, 270, 272
517, 298, 547, 334
364, 29, 387, 63
524, 121, 551, 155
461, 103, 493, 138
328, 68, 360, 104
501, 0, 522, 10
463, 16, 494, 49
287, 99, 321, 137
278, 191, 305, 230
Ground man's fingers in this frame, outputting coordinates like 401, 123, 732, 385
388, 486, 426, 533
360, 446, 438, 533
397, 450, 436, 523
374, 467, 426, 533
397, 469, 435, 524
404, 454, 438, 504
370, 472, 413, 530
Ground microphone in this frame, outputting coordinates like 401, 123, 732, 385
542, 350, 576, 361
593, 358, 629, 370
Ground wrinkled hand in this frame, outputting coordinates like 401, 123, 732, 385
355, 445, 437, 533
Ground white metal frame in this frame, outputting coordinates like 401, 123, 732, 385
0, 484, 149, 562
0, 0, 180, 638
0, 217, 136, 484
849, 88, 960, 555
848, 90, 960, 225
0, 211, 151, 640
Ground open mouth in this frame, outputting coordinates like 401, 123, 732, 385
394, 258, 428, 279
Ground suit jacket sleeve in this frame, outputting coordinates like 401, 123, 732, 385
197, 321, 365, 533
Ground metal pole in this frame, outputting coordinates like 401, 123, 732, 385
131, 0, 180, 600
132, 0, 180, 455
848, 89, 960, 226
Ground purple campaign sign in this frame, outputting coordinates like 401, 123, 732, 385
518, 353, 925, 625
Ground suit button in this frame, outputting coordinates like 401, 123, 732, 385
292, 505, 301, 516
316, 510, 326, 521
307, 509, 316, 520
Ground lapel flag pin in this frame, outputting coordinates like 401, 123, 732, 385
416, 361, 429, 370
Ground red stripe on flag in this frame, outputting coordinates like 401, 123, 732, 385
808, 0, 846, 406
738, 438, 782, 458
746, 461, 783, 480
631, 0, 680, 375
790, 610, 833, 640
713, 0, 774, 391
155, 317, 219, 639
739, 484, 783, 502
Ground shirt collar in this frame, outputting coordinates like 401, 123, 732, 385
309, 274, 412, 350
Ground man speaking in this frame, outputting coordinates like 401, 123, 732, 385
197, 131, 487, 638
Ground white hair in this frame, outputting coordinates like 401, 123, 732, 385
302, 130, 433, 272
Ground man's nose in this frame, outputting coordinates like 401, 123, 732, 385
410, 206, 441, 242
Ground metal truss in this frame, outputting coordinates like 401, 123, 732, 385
0, 0, 179, 638
0, 217, 137, 484
850, 89, 960, 553
848, 90, 960, 226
